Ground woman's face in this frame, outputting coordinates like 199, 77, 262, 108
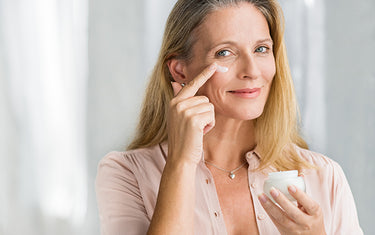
184, 2, 276, 121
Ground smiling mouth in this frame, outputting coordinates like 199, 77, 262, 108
228, 88, 261, 98
229, 88, 260, 93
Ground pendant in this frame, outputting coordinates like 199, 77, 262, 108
229, 173, 235, 179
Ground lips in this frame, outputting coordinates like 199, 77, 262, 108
229, 88, 260, 93
228, 88, 261, 98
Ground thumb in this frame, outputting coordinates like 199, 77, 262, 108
171, 82, 183, 96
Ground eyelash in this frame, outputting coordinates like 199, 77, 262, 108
216, 46, 271, 58
255, 46, 270, 53
216, 50, 232, 57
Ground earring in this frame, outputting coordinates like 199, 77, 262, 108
181, 83, 186, 87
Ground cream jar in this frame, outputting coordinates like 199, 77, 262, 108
263, 170, 305, 201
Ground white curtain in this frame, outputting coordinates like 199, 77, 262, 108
0, 0, 88, 234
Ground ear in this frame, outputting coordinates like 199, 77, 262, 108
167, 59, 188, 84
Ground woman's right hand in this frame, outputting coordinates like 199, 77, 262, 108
168, 63, 218, 165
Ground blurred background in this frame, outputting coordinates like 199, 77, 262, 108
0, 0, 374, 234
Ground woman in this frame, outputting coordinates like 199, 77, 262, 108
96, 0, 363, 234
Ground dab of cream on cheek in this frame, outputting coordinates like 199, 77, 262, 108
216, 65, 228, 73
263, 170, 306, 202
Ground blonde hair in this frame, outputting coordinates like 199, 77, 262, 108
128, 0, 312, 171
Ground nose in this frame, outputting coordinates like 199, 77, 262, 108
237, 54, 261, 80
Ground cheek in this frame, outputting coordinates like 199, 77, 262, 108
187, 72, 226, 94
209, 72, 230, 87
196, 72, 231, 97
216, 57, 237, 69
263, 58, 276, 82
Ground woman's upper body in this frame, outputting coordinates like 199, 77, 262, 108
96, 0, 363, 234
96, 143, 363, 235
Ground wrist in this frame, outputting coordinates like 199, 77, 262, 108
149, 157, 197, 235
165, 156, 199, 173
167, 149, 202, 167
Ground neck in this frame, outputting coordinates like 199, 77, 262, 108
203, 114, 256, 169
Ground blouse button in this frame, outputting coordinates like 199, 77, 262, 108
257, 213, 266, 220
251, 183, 256, 189
214, 211, 219, 217
205, 179, 210, 184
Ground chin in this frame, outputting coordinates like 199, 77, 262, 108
221, 107, 265, 121
241, 110, 264, 120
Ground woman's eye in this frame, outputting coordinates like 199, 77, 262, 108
216, 50, 231, 57
255, 46, 269, 53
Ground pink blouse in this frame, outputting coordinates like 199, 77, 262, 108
95, 143, 363, 234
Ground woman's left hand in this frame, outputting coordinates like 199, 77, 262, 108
258, 185, 326, 235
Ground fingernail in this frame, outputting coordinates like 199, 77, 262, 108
258, 193, 268, 203
270, 187, 279, 198
216, 65, 228, 73
288, 185, 297, 193
209, 63, 217, 71
170, 82, 182, 96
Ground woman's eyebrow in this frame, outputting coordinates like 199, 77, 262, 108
205, 40, 238, 53
256, 38, 274, 45
205, 38, 273, 53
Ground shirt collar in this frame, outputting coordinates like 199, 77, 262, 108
245, 146, 262, 171
162, 141, 266, 172
199, 145, 263, 170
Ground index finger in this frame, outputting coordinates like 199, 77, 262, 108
288, 185, 320, 215
177, 63, 217, 99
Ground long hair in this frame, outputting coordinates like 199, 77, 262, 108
128, 0, 312, 171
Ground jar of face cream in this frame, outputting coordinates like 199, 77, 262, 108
263, 170, 306, 201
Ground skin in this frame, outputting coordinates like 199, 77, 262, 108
258, 185, 327, 234
148, 2, 326, 235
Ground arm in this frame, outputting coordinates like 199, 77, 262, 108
95, 152, 149, 235
331, 162, 363, 235
147, 63, 218, 234
147, 159, 198, 234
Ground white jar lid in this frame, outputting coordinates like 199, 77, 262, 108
268, 170, 298, 180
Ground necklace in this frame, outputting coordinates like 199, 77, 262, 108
204, 160, 247, 179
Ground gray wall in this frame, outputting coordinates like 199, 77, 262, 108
87, 0, 145, 233
88, 0, 375, 234
325, 0, 375, 233
87, 0, 175, 233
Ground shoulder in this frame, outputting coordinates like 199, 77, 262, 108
97, 143, 167, 182
294, 145, 342, 172
293, 145, 350, 190
98, 143, 167, 169
293, 147, 363, 233
293, 145, 348, 183
95, 145, 167, 231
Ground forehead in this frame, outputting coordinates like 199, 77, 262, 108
194, 2, 271, 49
